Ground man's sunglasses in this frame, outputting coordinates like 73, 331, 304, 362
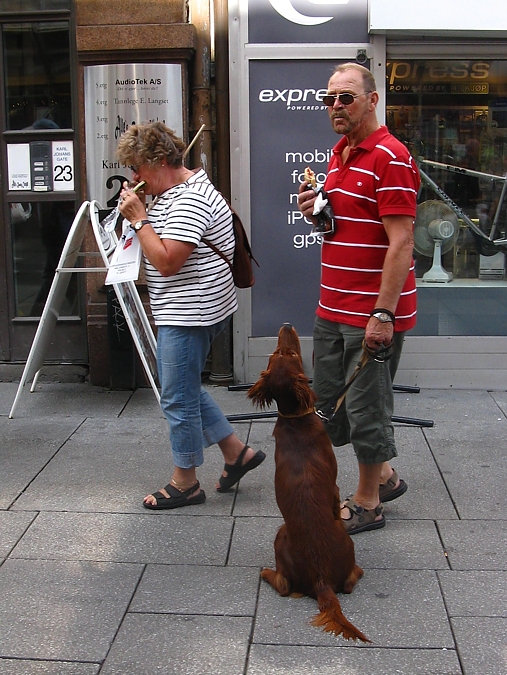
322, 91, 371, 107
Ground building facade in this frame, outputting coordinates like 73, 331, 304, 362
230, 0, 507, 388
1, 0, 507, 388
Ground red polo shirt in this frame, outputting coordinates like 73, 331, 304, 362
318, 126, 420, 332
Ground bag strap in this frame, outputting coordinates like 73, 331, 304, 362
188, 179, 237, 264
187, 175, 257, 266
201, 236, 233, 273
185, 177, 232, 254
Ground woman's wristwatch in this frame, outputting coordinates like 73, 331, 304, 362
131, 219, 150, 232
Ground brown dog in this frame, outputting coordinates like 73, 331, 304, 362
248, 324, 369, 642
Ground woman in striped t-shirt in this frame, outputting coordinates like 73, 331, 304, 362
118, 122, 265, 509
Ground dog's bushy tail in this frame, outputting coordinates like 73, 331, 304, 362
312, 587, 370, 643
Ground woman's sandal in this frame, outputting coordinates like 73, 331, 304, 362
143, 481, 206, 510
341, 498, 385, 535
379, 469, 407, 503
216, 444, 266, 492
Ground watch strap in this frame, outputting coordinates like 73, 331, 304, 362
131, 219, 150, 231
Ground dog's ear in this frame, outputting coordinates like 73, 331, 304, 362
248, 370, 273, 409
294, 373, 318, 410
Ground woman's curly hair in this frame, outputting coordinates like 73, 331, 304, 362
117, 121, 186, 168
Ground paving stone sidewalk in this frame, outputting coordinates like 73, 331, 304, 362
1, 381, 506, 674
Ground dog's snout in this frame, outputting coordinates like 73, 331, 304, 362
277, 323, 301, 354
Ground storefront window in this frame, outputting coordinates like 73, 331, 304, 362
3, 21, 72, 130
386, 59, 507, 285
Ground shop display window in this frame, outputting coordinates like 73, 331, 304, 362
387, 59, 507, 284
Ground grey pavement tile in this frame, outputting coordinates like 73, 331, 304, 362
393, 388, 502, 424
490, 391, 507, 418
231, 517, 446, 576
120, 386, 163, 417
2, 383, 131, 419
130, 564, 260, 615
232, 434, 278, 518
0, 511, 37, 558
206, 383, 276, 418
11, 418, 235, 515
0, 383, 30, 416
254, 588, 363, 647
335, 426, 458, 521
247, 644, 462, 675
0, 662, 99, 675
228, 516, 283, 567
0, 559, 142, 662
121, 383, 273, 419
100, 614, 252, 675
353, 520, 448, 570
11, 416, 173, 513
245, 422, 457, 522
438, 570, 507, 616
0, 417, 83, 509
424, 419, 507, 519
10, 512, 233, 565
452, 617, 507, 675
438, 520, 507, 570
254, 569, 454, 648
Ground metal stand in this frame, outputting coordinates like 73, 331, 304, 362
226, 410, 433, 427
226, 383, 434, 427
228, 383, 421, 394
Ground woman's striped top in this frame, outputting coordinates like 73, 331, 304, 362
144, 168, 238, 326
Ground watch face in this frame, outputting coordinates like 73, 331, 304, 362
374, 312, 391, 322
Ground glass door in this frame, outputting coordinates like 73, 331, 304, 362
1, 14, 87, 362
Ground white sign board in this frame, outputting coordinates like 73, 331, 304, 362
84, 63, 184, 207
369, 0, 507, 33
52, 140, 75, 191
7, 143, 31, 190
9, 200, 160, 418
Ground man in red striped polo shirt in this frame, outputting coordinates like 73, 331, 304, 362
298, 63, 420, 535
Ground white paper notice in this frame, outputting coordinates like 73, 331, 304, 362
7, 144, 31, 190
105, 228, 142, 284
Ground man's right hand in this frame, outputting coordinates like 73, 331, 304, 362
297, 181, 318, 223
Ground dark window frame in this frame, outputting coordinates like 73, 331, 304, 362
0, 3, 82, 360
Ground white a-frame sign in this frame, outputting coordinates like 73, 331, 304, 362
8, 201, 160, 418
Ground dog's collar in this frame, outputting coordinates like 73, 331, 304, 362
277, 408, 315, 419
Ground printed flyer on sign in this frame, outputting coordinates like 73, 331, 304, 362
83, 63, 184, 208
105, 228, 142, 285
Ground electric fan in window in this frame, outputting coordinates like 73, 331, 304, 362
414, 200, 460, 282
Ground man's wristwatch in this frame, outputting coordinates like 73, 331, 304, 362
131, 219, 150, 232
370, 308, 395, 325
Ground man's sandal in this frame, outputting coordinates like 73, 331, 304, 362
379, 469, 407, 503
143, 481, 206, 510
217, 444, 266, 492
341, 498, 385, 535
